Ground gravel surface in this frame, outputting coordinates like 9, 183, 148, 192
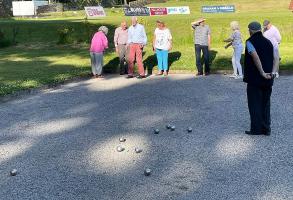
0, 74, 292, 200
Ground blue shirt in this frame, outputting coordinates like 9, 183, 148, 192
246, 41, 256, 54
127, 24, 147, 45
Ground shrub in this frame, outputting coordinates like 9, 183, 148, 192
57, 26, 74, 44
0, 29, 12, 48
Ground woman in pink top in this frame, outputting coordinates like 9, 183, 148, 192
90, 26, 109, 78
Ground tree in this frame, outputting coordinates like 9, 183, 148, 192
0, 0, 12, 17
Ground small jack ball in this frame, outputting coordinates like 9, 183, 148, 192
166, 124, 171, 129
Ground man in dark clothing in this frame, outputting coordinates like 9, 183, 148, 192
243, 21, 278, 136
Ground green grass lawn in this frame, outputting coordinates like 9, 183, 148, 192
0, 0, 293, 96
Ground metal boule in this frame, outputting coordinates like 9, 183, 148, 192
144, 168, 151, 176
170, 126, 176, 131
154, 129, 160, 134
10, 169, 17, 176
116, 146, 125, 152
166, 124, 171, 129
135, 147, 143, 153
187, 127, 192, 132
119, 137, 126, 142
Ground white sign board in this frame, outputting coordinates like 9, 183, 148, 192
85, 6, 106, 18
12, 1, 48, 16
167, 6, 190, 15
13, 1, 35, 16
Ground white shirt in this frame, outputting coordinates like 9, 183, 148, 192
154, 28, 172, 50
127, 23, 147, 45
263, 25, 281, 49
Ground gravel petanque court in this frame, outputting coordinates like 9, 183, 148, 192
0, 74, 292, 200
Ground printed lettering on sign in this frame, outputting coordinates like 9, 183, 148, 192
167, 7, 190, 15
149, 7, 168, 16
85, 6, 106, 18
124, 7, 150, 16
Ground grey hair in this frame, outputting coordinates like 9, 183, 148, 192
98, 26, 108, 35
230, 21, 240, 30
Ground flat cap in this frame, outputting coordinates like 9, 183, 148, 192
248, 21, 261, 31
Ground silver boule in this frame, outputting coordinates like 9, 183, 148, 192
116, 146, 125, 152
187, 127, 192, 132
119, 137, 126, 142
170, 126, 176, 131
144, 168, 151, 176
166, 124, 171, 129
154, 129, 160, 134
135, 147, 143, 153
10, 169, 17, 176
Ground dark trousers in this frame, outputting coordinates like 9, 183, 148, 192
118, 44, 128, 74
247, 84, 272, 134
195, 44, 210, 74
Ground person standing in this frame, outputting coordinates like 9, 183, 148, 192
224, 21, 243, 79
191, 17, 211, 76
152, 20, 172, 76
127, 16, 147, 79
90, 26, 108, 78
114, 21, 129, 75
243, 21, 275, 136
263, 20, 281, 77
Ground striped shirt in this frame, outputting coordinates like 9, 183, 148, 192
192, 24, 211, 46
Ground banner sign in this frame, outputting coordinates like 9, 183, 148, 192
124, 7, 150, 16
202, 5, 235, 13
85, 6, 106, 18
167, 6, 190, 15
149, 7, 168, 16
13, 2, 34, 16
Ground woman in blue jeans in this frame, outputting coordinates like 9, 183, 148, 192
152, 20, 172, 76
224, 21, 243, 79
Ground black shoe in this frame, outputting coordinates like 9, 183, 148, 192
204, 72, 210, 76
136, 75, 146, 79
263, 131, 271, 136
120, 73, 125, 75
126, 75, 134, 79
245, 131, 263, 135
196, 72, 203, 76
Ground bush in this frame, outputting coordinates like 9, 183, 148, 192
0, 29, 12, 48
57, 26, 74, 44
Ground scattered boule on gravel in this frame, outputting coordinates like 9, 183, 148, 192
10, 169, 17, 176
170, 126, 176, 131
135, 147, 143, 153
154, 129, 160, 134
144, 168, 151, 176
116, 146, 125, 152
166, 124, 171, 129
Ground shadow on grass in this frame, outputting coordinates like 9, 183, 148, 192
143, 51, 182, 75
